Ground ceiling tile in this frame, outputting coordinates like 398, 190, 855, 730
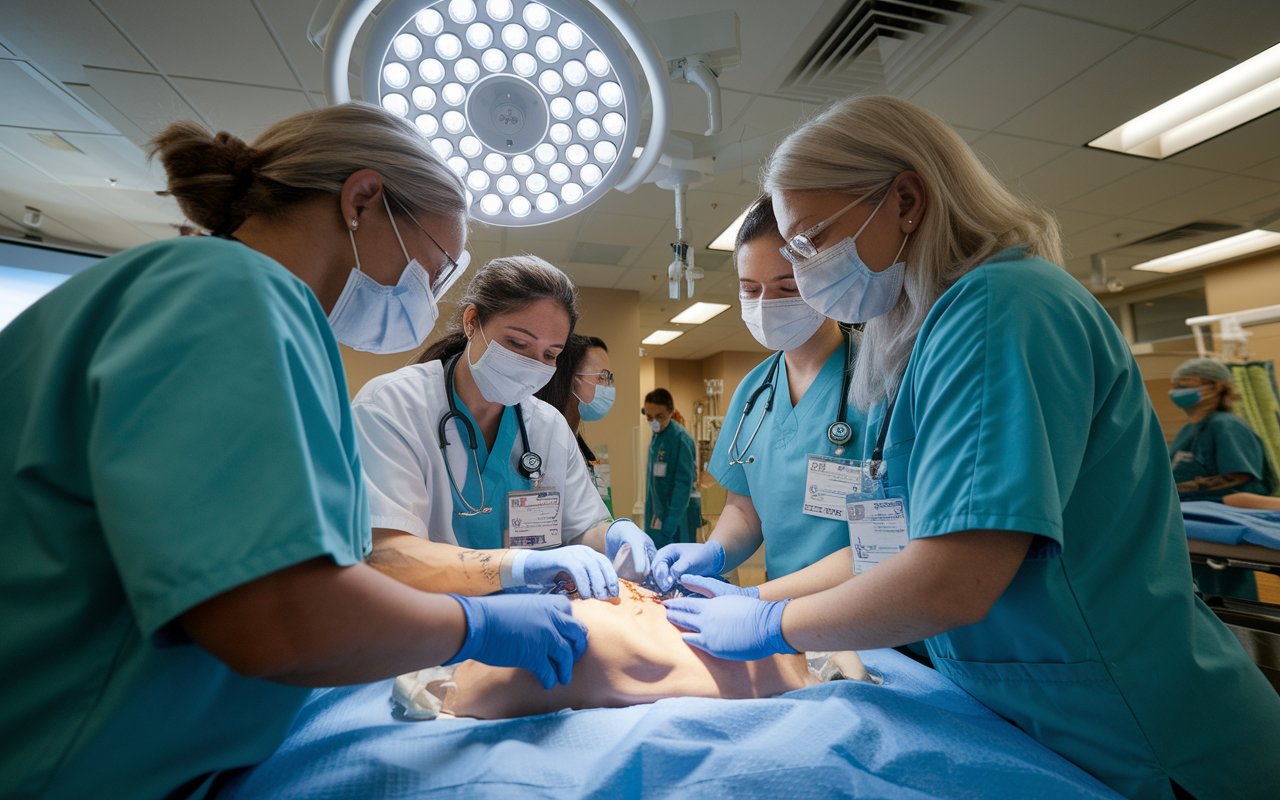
612, 266, 667, 293
971, 133, 1072, 178
1062, 217, 1167, 259
1218, 191, 1280, 226
82, 67, 202, 140
0, 61, 108, 133
563, 262, 627, 288
577, 211, 666, 248
70, 184, 184, 225
589, 183, 675, 220
97, 0, 299, 89
1149, 0, 1280, 59
1060, 162, 1222, 216
1244, 156, 1280, 183
0, 0, 152, 82
736, 95, 807, 136
255, 0, 325, 93
170, 77, 311, 139
997, 37, 1233, 145
1052, 208, 1114, 235
1016, 147, 1148, 206
1021, 0, 1187, 31
1130, 174, 1280, 224
0, 128, 159, 191
909, 7, 1130, 130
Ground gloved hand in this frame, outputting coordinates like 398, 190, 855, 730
446, 593, 589, 689
679, 574, 760, 599
661, 595, 797, 661
520, 545, 619, 600
605, 519, 656, 581
651, 541, 726, 592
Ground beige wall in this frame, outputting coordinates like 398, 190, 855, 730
338, 288, 643, 522
1203, 250, 1280, 364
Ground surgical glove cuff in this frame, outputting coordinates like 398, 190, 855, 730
445, 594, 483, 665
500, 549, 530, 588
764, 599, 798, 656
708, 541, 727, 575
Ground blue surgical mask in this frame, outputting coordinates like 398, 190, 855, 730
1169, 386, 1205, 409
789, 192, 909, 324
576, 384, 615, 421
328, 195, 438, 354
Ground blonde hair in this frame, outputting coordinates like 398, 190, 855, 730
762, 95, 1062, 409
149, 102, 467, 236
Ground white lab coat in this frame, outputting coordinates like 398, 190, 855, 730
351, 360, 611, 546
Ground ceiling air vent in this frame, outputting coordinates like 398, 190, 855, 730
1108, 220, 1245, 260
776, 0, 1000, 102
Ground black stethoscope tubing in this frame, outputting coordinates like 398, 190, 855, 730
726, 324, 857, 465
438, 354, 544, 516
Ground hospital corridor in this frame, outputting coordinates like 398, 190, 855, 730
3, 0, 1280, 798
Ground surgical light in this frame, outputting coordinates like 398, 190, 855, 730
1090, 42, 1280, 159
326, 0, 669, 227
1131, 230, 1280, 273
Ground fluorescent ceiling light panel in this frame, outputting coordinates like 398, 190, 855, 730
708, 207, 751, 251
642, 329, 684, 345
1089, 42, 1280, 159
670, 302, 730, 324
1131, 230, 1280, 273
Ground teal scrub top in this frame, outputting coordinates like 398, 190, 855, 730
1169, 411, 1269, 500
868, 248, 1280, 800
709, 344, 863, 578
449, 389, 520, 549
0, 237, 369, 800
644, 420, 697, 547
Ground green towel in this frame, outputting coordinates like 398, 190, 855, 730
1229, 362, 1280, 496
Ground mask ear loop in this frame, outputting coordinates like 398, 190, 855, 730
892, 232, 910, 264
348, 224, 362, 272
382, 193, 412, 265
851, 189, 891, 242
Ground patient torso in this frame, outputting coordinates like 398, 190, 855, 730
445, 581, 818, 719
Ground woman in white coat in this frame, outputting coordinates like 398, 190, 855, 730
354, 255, 651, 599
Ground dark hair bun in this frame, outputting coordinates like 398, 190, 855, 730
148, 122, 258, 235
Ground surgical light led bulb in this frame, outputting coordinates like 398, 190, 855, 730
484, 153, 507, 173
415, 114, 439, 136
575, 90, 598, 115
431, 137, 454, 158
459, 135, 482, 157
420, 58, 445, 83
393, 34, 422, 61
382, 92, 409, 116
549, 123, 572, 145
416, 8, 444, 36
602, 112, 623, 136
563, 60, 587, 87
510, 196, 532, 217
454, 57, 480, 83
441, 83, 466, 106
383, 62, 411, 88
447, 156, 468, 175
526, 173, 548, 193
412, 86, 436, 110
576, 118, 599, 140
435, 33, 462, 60
562, 182, 583, 203
512, 52, 537, 77
496, 174, 519, 194
479, 193, 502, 215
512, 154, 534, 175
485, 0, 513, 22
580, 163, 602, 185
449, 0, 477, 24
536, 36, 562, 64
523, 3, 550, 31
557, 23, 583, 50
467, 170, 490, 191
594, 141, 616, 162
549, 97, 572, 120
501, 23, 527, 49
465, 23, 493, 48
481, 48, 506, 72
565, 143, 587, 165
534, 143, 557, 164
598, 81, 622, 107
536, 192, 558, 213
585, 50, 609, 77
548, 162, 571, 183
539, 70, 563, 94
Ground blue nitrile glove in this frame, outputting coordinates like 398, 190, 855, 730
679, 574, 760, 599
446, 593, 588, 689
651, 541, 726, 592
662, 595, 797, 661
518, 545, 619, 600
605, 519, 656, 580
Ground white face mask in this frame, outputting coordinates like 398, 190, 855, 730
328, 195, 441, 354
649, 419, 661, 433
790, 192, 910, 324
740, 296, 826, 351
466, 320, 557, 406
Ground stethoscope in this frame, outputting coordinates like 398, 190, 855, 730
438, 354, 543, 516
726, 324, 857, 465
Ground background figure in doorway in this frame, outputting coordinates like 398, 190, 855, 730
643, 389, 699, 548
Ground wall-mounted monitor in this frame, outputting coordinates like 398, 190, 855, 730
0, 237, 107, 330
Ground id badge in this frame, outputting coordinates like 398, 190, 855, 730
505, 489, 562, 549
846, 480, 908, 575
803, 454, 862, 520
652, 461, 668, 478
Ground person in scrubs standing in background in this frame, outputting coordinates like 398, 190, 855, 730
652, 194, 864, 592
1168, 357, 1275, 600
661, 94, 1280, 800
643, 389, 699, 549
0, 104, 587, 800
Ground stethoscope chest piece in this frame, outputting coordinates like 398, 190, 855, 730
519, 450, 543, 482
827, 420, 853, 446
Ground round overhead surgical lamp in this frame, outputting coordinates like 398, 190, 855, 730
322, 0, 670, 226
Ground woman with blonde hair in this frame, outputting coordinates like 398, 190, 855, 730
663, 95, 1280, 800
0, 103, 589, 800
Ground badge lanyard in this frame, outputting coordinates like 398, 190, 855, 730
800, 326, 861, 519
846, 373, 908, 574
439, 355, 545, 517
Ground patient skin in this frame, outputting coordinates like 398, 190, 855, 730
443, 581, 818, 719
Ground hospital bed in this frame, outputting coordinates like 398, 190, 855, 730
1183, 501, 1280, 693
220, 648, 1120, 799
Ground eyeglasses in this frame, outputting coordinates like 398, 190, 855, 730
779, 186, 882, 266
392, 196, 471, 298
577, 370, 614, 387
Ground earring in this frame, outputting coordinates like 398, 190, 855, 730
349, 218, 358, 231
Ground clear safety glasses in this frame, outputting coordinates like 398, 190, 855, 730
393, 195, 471, 299
576, 369, 614, 386
779, 185, 883, 266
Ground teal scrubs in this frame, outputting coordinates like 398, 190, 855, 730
1169, 411, 1268, 599
709, 345, 863, 578
644, 420, 698, 547
449, 391, 520, 549
869, 248, 1280, 800
0, 237, 369, 800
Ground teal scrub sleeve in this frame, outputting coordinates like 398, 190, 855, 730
1207, 416, 1266, 480
87, 254, 365, 639
660, 431, 697, 535
707, 383, 753, 496
903, 270, 1090, 547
